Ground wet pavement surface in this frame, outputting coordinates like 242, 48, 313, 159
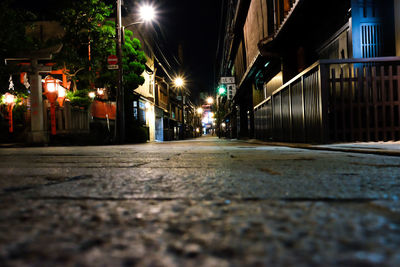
0, 136, 400, 266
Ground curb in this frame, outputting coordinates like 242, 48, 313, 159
243, 139, 400, 157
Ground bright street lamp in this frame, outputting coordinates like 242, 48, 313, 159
139, 4, 155, 22
174, 76, 185, 139
197, 107, 203, 115
206, 97, 214, 105
174, 77, 184, 88
115, 1, 155, 144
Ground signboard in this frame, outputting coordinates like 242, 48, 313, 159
107, 65, 118, 70
220, 76, 235, 84
107, 55, 118, 65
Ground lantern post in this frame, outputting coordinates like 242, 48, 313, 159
43, 76, 59, 135
4, 93, 15, 133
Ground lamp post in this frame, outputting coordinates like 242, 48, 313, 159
115, 0, 124, 144
4, 93, 15, 133
115, 1, 155, 144
174, 77, 185, 139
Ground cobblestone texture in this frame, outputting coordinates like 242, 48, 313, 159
0, 137, 399, 266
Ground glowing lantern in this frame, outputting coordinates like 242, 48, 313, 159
4, 93, 15, 133
43, 76, 61, 135
97, 88, 104, 96
88, 91, 96, 99
57, 86, 66, 107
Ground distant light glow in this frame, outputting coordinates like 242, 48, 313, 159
218, 85, 226, 95
221, 122, 226, 127
197, 107, 203, 114
174, 77, 184, 87
206, 97, 214, 104
97, 88, 104, 96
88, 92, 96, 99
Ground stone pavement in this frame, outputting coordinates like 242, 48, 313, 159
0, 136, 400, 266
247, 139, 400, 157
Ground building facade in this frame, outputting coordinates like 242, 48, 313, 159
217, 0, 400, 143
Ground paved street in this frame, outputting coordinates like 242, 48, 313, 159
0, 136, 400, 266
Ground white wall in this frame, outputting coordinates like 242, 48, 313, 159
146, 105, 155, 142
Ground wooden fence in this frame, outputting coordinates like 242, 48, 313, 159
43, 101, 90, 134
254, 57, 400, 143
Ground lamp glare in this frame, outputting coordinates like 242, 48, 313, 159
140, 5, 155, 22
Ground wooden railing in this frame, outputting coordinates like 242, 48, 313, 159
254, 57, 400, 143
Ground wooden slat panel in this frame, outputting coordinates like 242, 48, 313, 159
388, 66, 394, 140
348, 67, 354, 141
372, 66, 378, 141
380, 66, 387, 140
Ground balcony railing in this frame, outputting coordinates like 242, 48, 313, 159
254, 57, 400, 143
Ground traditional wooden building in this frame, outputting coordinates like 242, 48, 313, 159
217, 0, 400, 143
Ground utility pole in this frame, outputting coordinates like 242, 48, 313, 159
181, 91, 185, 139
115, 0, 125, 143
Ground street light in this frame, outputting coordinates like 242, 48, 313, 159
139, 4, 155, 22
196, 107, 203, 115
115, 1, 155, 144
206, 97, 214, 105
174, 77, 184, 87
174, 77, 185, 139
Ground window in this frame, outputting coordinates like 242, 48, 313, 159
139, 101, 146, 123
133, 101, 138, 119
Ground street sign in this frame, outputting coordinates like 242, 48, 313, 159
107, 65, 119, 70
107, 55, 118, 65
220, 77, 235, 84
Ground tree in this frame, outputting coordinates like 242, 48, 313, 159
95, 21, 146, 93
55, 0, 113, 92
55, 0, 146, 99
0, 0, 33, 95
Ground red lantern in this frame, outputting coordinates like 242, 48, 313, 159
43, 76, 60, 135
4, 93, 15, 133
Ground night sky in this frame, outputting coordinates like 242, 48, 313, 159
152, 0, 222, 101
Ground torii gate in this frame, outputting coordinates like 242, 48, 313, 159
5, 45, 64, 144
